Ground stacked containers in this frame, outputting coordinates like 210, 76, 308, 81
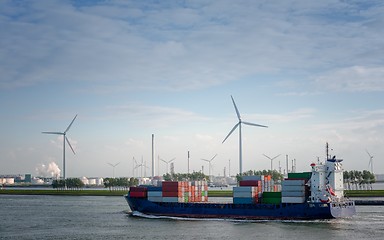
234, 176, 263, 204
143, 181, 209, 203
147, 186, 162, 202
233, 186, 259, 204
129, 186, 148, 198
162, 181, 187, 203
281, 179, 307, 203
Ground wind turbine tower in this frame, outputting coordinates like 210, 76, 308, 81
42, 114, 77, 180
108, 162, 120, 178
201, 154, 217, 181
222, 96, 267, 175
366, 150, 374, 174
160, 157, 175, 174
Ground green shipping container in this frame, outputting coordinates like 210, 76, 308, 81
288, 172, 312, 179
262, 192, 282, 198
262, 197, 282, 204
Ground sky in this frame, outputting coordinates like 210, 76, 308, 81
1, 0, 384, 178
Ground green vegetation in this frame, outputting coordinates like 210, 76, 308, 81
103, 177, 138, 191
237, 170, 284, 182
343, 170, 376, 190
345, 190, 384, 197
163, 172, 209, 181
52, 178, 84, 190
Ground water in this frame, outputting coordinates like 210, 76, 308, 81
1, 195, 383, 240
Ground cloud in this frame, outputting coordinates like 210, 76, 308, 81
2, 1, 384, 93
314, 66, 384, 92
106, 103, 210, 128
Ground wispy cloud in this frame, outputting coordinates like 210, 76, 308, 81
1, 1, 383, 93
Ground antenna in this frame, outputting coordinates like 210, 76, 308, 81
262, 154, 281, 172
42, 114, 77, 180
222, 96, 267, 175
107, 162, 120, 178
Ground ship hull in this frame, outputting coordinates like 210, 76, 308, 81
125, 195, 355, 220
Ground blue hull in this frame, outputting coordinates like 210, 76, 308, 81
124, 195, 355, 220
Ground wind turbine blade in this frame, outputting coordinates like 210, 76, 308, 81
115, 162, 121, 167
160, 159, 167, 163
108, 163, 114, 167
271, 154, 281, 160
222, 123, 239, 143
263, 154, 272, 160
42, 132, 64, 135
231, 95, 241, 120
242, 121, 268, 128
65, 136, 76, 155
201, 159, 210, 162
65, 114, 78, 133
211, 154, 218, 161
170, 158, 176, 162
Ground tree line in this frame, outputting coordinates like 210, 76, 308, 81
236, 170, 284, 182
52, 178, 84, 190
343, 170, 376, 190
103, 177, 139, 191
163, 172, 209, 181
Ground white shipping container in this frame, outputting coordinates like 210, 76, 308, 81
282, 185, 306, 192
162, 197, 183, 203
281, 196, 306, 203
148, 196, 163, 202
281, 191, 306, 197
233, 186, 257, 192
233, 191, 255, 198
282, 179, 306, 186
147, 191, 163, 197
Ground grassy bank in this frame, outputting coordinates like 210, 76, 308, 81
345, 190, 384, 197
0, 189, 128, 196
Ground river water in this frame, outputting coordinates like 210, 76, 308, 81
1, 195, 383, 240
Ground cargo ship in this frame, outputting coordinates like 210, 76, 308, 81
125, 145, 356, 220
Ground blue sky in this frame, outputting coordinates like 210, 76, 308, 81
1, 0, 384, 178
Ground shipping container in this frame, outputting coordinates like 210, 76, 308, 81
288, 172, 312, 179
233, 197, 257, 204
262, 191, 282, 198
147, 191, 162, 197
282, 179, 306, 186
281, 196, 306, 203
129, 191, 147, 198
281, 185, 306, 192
261, 198, 282, 204
147, 196, 163, 202
239, 180, 261, 187
281, 191, 306, 197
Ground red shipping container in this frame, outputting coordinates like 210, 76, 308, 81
129, 187, 148, 192
162, 191, 183, 197
239, 180, 261, 187
130, 191, 147, 198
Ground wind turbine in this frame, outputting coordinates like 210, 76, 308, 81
108, 162, 120, 178
42, 114, 77, 180
160, 157, 175, 174
222, 96, 267, 175
366, 150, 374, 174
201, 154, 217, 180
263, 154, 281, 172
